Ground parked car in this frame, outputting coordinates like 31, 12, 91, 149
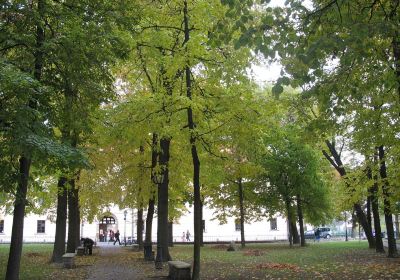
304, 230, 315, 239
315, 227, 332, 239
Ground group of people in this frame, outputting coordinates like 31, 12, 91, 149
99, 229, 121, 245
181, 230, 191, 242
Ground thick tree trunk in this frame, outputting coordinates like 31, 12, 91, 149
183, 2, 201, 278
238, 179, 246, 248
297, 195, 305, 247
156, 137, 171, 262
323, 140, 375, 248
146, 133, 158, 244
351, 214, 357, 238
367, 196, 372, 230
290, 219, 300, 244
285, 199, 293, 247
51, 177, 68, 263
137, 208, 144, 250
378, 146, 398, 257
6, 1, 44, 277
145, 198, 155, 244
368, 163, 385, 253
200, 198, 204, 247
67, 179, 80, 253
6, 157, 31, 280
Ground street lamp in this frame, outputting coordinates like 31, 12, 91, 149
124, 210, 127, 246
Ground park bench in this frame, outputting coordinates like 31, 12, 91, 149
168, 260, 191, 280
62, 253, 76, 269
76, 246, 85, 256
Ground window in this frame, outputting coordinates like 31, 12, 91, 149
100, 216, 115, 224
270, 218, 277, 230
37, 220, 45, 233
0, 220, 4, 233
235, 219, 241, 231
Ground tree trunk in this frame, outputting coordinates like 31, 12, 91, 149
146, 133, 158, 244
368, 162, 385, 253
323, 140, 375, 248
367, 196, 372, 231
183, 2, 201, 278
297, 195, 305, 246
351, 213, 357, 238
145, 198, 155, 243
137, 208, 144, 250
290, 219, 300, 244
6, 1, 44, 277
200, 198, 204, 247
168, 222, 173, 247
395, 215, 399, 239
67, 179, 80, 253
285, 199, 293, 247
378, 146, 398, 257
6, 157, 31, 280
156, 137, 171, 262
51, 177, 68, 263
238, 178, 246, 248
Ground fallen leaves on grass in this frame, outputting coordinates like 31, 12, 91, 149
211, 244, 228, 250
243, 250, 263, 256
255, 262, 302, 272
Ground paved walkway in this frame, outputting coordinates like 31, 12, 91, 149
86, 243, 167, 280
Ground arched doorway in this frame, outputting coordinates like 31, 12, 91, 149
99, 215, 118, 242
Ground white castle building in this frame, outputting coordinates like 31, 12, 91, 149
0, 205, 288, 244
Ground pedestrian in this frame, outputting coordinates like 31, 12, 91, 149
186, 230, 191, 242
315, 228, 321, 242
80, 237, 94, 255
181, 232, 185, 242
114, 230, 121, 245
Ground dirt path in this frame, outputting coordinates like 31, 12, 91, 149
86, 244, 168, 280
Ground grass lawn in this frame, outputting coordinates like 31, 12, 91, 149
1, 241, 400, 279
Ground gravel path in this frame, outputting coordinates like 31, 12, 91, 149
86, 244, 167, 280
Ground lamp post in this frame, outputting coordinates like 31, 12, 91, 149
124, 210, 127, 246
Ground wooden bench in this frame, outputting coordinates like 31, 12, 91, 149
168, 261, 191, 280
76, 246, 85, 256
62, 253, 76, 269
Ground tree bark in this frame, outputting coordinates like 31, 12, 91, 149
145, 198, 155, 244
137, 208, 144, 250
6, 1, 44, 277
6, 157, 31, 280
366, 196, 372, 231
200, 198, 204, 247
378, 146, 398, 257
323, 140, 375, 248
367, 162, 385, 253
285, 198, 293, 247
156, 137, 171, 262
67, 179, 80, 253
51, 177, 68, 263
238, 178, 246, 248
146, 133, 158, 244
297, 195, 306, 246
183, 2, 201, 278
290, 218, 300, 244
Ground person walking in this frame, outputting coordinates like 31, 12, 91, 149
114, 230, 121, 245
181, 232, 185, 242
315, 228, 321, 242
186, 230, 191, 242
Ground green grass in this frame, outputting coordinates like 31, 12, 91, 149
1, 241, 400, 279
0, 244, 56, 280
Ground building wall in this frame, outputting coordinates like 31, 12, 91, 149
0, 205, 288, 243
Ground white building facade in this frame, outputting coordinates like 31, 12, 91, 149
0, 205, 288, 244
